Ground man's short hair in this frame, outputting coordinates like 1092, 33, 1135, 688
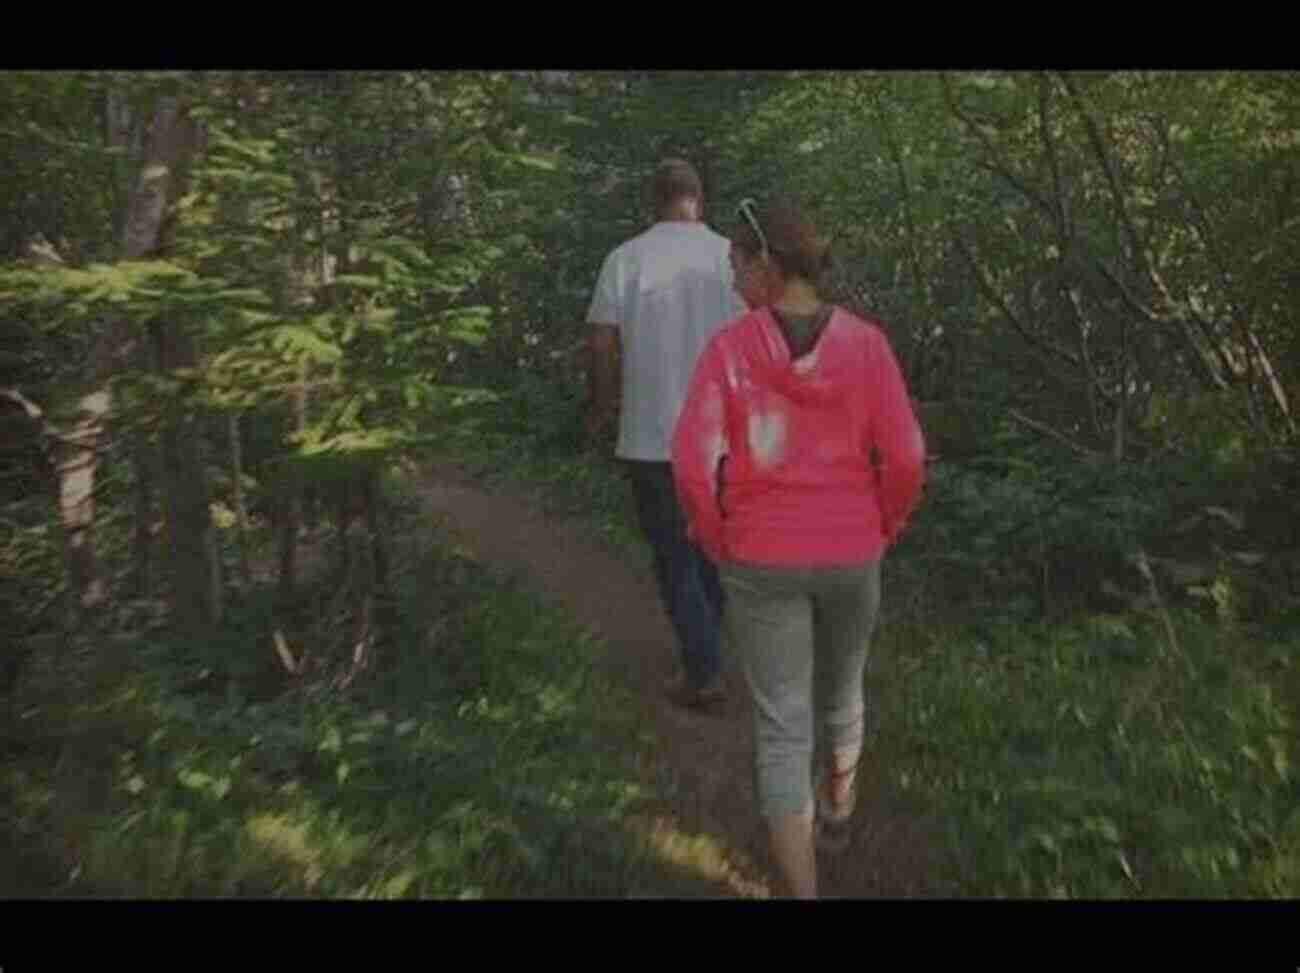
650, 158, 703, 216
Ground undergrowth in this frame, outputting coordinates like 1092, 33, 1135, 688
0, 487, 716, 898
427, 381, 1300, 897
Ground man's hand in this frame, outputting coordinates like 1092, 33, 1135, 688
585, 323, 621, 453
583, 403, 618, 452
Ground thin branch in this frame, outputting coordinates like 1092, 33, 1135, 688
953, 234, 1081, 369
969, 160, 1060, 227
1149, 111, 1176, 197
1115, 306, 1130, 463
1, 387, 122, 456
1007, 407, 1102, 460
873, 97, 927, 303
1166, 148, 1295, 433
1092, 260, 1232, 393
942, 73, 1058, 225
208, 378, 346, 397
1183, 300, 1243, 380
1248, 214, 1300, 266
1060, 75, 1227, 423
273, 629, 301, 675
29, 582, 68, 626
24, 234, 68, 266
1057, 73, 1150, 279
1167, 149, 1241, 304
1062, 284, 1110, 438
0, 387, 50, 428
1133, 547, 1185, 663
1036, 72, 1070, 242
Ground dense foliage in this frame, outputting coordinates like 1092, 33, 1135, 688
2, 70, 1296, 898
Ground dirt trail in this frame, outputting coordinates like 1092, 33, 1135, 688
414, 462, 944, 898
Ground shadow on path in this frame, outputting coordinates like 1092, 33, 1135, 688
414, 462, 947, 898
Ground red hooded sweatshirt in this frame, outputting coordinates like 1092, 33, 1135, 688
671, 306, 925, 566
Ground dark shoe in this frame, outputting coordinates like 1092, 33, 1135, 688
663, 673, 727, 712
814, 759, 859, 854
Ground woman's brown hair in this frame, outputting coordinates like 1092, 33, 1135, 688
732, 195, 833, 284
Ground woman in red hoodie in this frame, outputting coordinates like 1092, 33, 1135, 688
671, 196, 925, 898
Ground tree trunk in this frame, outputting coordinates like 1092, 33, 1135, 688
1246, 328, 1296, 437
278, 370, 307, 602
275, 137, 322, 603
55, 391, 109, 631
694, 143, 719, 222
1112, 313, 1130, 464
209, 509, 224, 625
277, 484, 300, 600
229, 411, 253, 586
146, 98, 220, 637
129, 324, 161, 598
155, 324, 218, 635
1113, 357, 1128, 464
361, 468, 388, 592
20, 383, 107, 629
131, 426, 159, 599
28, 94, 179, 628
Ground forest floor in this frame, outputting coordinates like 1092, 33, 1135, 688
414, 459, 949, 897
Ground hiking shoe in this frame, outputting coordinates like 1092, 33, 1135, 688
814, 759, 859, 854
663, 674, 727, 712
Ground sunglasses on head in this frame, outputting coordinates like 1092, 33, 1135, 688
736, 198, 769, 260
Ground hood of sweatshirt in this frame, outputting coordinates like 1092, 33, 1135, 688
747, 308, 856, 410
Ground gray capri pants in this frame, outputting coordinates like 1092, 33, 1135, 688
719, 559, 882, 819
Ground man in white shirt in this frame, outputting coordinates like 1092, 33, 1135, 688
586, 158, 744, 710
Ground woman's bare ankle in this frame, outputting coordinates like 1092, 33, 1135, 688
823, 748, 860, 811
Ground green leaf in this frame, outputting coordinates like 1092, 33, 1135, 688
334, 274, 383, 289
178, 769, 212, 791
268, 325, 343, 364
517, 154, 557, 171
1269, 737, 1290, 780
1084, 817, 1121, 844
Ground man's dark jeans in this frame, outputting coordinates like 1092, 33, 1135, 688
625, 461, 725, 689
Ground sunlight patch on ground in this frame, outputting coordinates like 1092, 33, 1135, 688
625, 813, 770, 898
245, 812, 325, 889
